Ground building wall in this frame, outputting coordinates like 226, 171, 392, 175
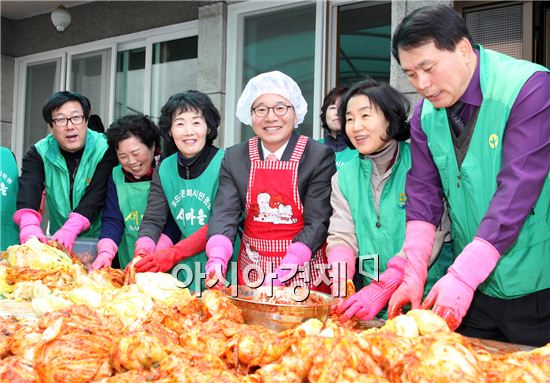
0, 1, 220, 152
1, 56, 15, 147
391, 0, 453, 106
2, 0, 452, 152
1, 1, 211, 58
197, 2, 228, 146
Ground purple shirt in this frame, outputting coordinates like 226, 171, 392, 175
406, 50, 550, 254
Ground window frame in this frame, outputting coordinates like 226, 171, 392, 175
225, 1, 327, 146
12, 20, 198, 163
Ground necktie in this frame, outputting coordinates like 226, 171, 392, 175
266, 154, 278, 162
448, 101, 465, 136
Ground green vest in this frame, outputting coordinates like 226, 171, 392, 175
112, 165, 150, 269
159, 150, 224, 292
35, 129, 109, 237
421, 45, 550, 299
338, 142, 453, 317
335, 148, 358, 170
0, 147, 19, 250
318, 138, 357, 170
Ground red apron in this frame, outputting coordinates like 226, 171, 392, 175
238, 136, 329, 293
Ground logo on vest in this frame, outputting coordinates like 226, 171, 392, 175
0, 171, 14, 196
125, 210, 143, 231
253, 192, 297, 224
398, 192, 407, 209
488, 134, 499, 149
176, 207, 208, 227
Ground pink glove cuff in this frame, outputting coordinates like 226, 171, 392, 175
285, 242, 312, 265
328, 246, 356, 280
402, 220, 436, 284
403, 220, 436, 263
381, 256, 406, 282
156, 234, 174, 251
449, 237, 500, 290
14, 208, 42, 227
68, 212, 91, 231
205, 235, 233, 275
97, 238, 118, 262
135, 236, 156, 254
206, 235, 233, 261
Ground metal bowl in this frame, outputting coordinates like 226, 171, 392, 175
225, 285, 334, 332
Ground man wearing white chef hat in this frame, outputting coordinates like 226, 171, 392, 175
205, 71, 335, 292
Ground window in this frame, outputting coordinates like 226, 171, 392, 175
464, 3, 524, 59
115, 35, 198, 121
22, 59, 62, 152
14, 21, 198, 162
337, 2, 391, 85
150, 36, 198, 121
115, 47, 146, 118
226, 1, 392, 145
241, 5, 316, 141
70, 49, 111, 121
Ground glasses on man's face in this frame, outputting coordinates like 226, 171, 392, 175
51, 115, 85, 127
251, 105, 293, 117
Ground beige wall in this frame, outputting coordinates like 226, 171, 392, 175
1, 55, 15, 149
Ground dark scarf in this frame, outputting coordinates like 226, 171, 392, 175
177, 145, 218, 180
324, 133, 349, 152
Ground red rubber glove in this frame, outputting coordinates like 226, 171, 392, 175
91, 238, 118, 270
422, 237, 500, 330
388, 220, 436, 318
336, 256, 406, 321
13, 209, 47, 244
134, 225, 208, 273
51, 212, 90, 251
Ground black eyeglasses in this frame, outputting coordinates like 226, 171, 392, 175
251, 105, 293, 117
52, 115, 85, 127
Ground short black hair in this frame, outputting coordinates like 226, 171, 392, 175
106, 113, 160, 152
339, 79, 410, 143
87, 114, 105, 134
320, 85, 349, 133
392, 5, 474, 64
158, 90, 220, 147
42, 91, 91, 125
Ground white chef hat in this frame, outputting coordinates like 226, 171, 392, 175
236, 71, 308, 127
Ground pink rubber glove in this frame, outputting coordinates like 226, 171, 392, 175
13, 209, 47, 244
155, 234, 174, 251
134, 236, 157, 258
422, 237, 500, 330
51, 212, 91, 251
91, 238, 118, 270
388, 220, 436, 318
327, 245, 356, 297
205, 234, 233, 289
135, 226, 208, 273
336, 256, 406, 321
269, 242, 312, 286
